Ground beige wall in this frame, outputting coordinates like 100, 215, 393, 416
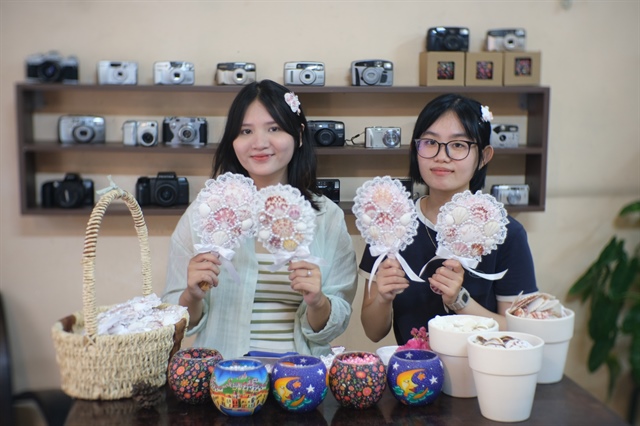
1, 0, 639, 420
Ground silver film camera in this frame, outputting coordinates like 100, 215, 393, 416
98, 61, 138, 85
154, 61, 195, 85
283, 61, 325, 86
490, 124, 520, 148
123, 120, 158, 147
491, 184, 530, 206
485, 28, 526, 52
58, 115, 105, 144
365, 127, 401, 149
162, 116, 208, 146
351, 60, 393, 86
215, 62, 256, 85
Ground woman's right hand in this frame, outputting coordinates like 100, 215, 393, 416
187, 252, 222, 296
374, 257, 409, 302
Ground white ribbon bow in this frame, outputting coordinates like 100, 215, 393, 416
419, 245, 508, 283
267, 246, 327, 272
367, 244, 425, 294
194, 243, 241, 285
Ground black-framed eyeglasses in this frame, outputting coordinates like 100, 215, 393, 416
414, 138, 478, 160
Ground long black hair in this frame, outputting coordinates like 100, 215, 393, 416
408, 93, 492, 193
212, 79, 320, 210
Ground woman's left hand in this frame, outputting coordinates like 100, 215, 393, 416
289, 260, 323, 307
427, 259, 465, 306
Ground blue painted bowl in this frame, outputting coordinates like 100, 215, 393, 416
270, 355, 328, 413
386, 349, 444, 406
209, 358, 269, 416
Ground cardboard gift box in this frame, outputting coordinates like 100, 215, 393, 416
419, 51, 466, 86
503, 51, 541, 86
465, 52, 504, 86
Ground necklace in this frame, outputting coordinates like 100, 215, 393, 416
421, 196, 438, 249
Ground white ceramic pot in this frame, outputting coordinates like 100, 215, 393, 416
428, 315, 498, 398
506, 308, 575, 384
467, 331, 544, 422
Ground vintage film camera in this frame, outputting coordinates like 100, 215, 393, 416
365, 127, 401, 149
26, 51, 78, 83
490, 124, 520, 148
491, 184, 530, 206
308, 120, 345, 147
351, 60, 393, 86
136, 172, 189, 207
317, 178, 340, 203
58, 115, 106, 144
154, 61, 195, 85
97, 60, 138, 85
485, 28, 526, 52
426, 27, 470, 52
41, 173, 94, 208
215, 62, 256, 85
123, 120, 158, 147
283, 61, 325, 86
162, 117, 208, 146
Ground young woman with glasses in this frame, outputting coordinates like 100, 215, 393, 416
359, 93, 538, 344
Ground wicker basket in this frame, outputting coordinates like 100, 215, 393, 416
51, 189, 189, 400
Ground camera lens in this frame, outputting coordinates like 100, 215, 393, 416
140, 132, 155, 146
38, 61, 61, 82
361, 68, 382, 85
443, 35, 462, 51
154, 182, 178, 207
300, 69, 316, 85
383, 129, 401, 148
172, 70, 185, 84
503, 34, 518, 50
72, 125, 96, 143
178, 125, 196, 143
234, 69, 247, 84
315, 129, 336, 147
507, 191, 522, 205
55, 181, 84, 208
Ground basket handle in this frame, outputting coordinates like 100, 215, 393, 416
82, 189, 152, 337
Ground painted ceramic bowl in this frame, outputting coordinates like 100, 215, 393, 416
328, 351, 386, 409
167, 347, 223, 404
386, 349, 444, 406
270, 355, 328, 413
210, 358, 270, 416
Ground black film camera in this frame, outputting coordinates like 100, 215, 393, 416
308, 120, 345, 147
426, 27, 470, 52
41, 173, 94, 208
317, 179, 340, 203
26, 51, 78, 83
136, 172, 189, 207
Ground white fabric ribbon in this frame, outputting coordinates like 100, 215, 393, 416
419, 245, 508, 282
96, 175, 124, 196
266, 246, 327, 272
193, 243, 241, 285
367, 245, 425, 294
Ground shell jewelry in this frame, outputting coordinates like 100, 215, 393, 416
422, 190, 509, 294
191, 172, 258, 286
255, 184, 318, 271
352, 176, 423, 291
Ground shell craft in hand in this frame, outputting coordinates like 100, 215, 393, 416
435, 190, 508, 261
192, 172, 258, 251
255, 184, 315, 255
352, 176, 418, 253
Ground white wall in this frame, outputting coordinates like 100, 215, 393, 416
1, 0, 639, 420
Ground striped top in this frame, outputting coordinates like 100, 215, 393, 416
249, 253, 303, 353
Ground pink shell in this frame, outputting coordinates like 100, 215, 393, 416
271, 218, 295, 238
265, 195, 288, 217
213, 207, 237, 229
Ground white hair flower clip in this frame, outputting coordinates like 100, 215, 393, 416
481, 105, 493, 123
284, 92, 301, 116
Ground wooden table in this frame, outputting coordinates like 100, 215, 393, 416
64, 376, 627, 425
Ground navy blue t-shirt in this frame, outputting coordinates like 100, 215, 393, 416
359, 205, 538, 345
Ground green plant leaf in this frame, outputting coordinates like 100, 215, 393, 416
588, 337, 617, 372
619, 200, 640, 216
621, 302, 640, 334
589, 294, 620, 340
609, 252, 632, 299
605, 354, 622, 398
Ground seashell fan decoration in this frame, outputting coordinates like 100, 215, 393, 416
255, 184, 317, 271
427, 190, 510, 294
352, 176, 423, 286
191, 172, 258, 288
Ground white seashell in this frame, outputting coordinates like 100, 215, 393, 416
394, 225, 406, 238
295, 222, 307, 232
258, 229, 270, 241
198, 203, 211, 217
399, 213, 412, 226
207, 199, 221, 212
444, 214, 455, 225
241, 219, 253, 231
212, 231, 229, 246
368, 225, 380, 239
451, 206, 469, 224
361, 214, 372, 226
484, 220, 501, 237
382, 233, 396, 247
